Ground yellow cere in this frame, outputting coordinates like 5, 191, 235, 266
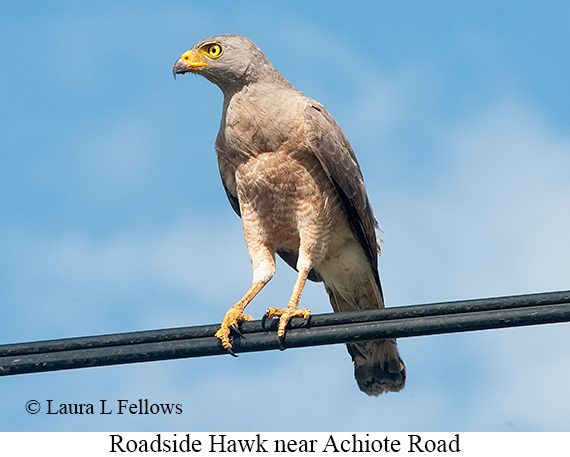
180, 50, 208, 67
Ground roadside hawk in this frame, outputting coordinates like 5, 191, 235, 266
173, 34, 406, 395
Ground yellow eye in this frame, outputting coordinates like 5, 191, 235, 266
205, 43, 223, 58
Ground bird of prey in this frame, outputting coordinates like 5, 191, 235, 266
173, 34, 405, 395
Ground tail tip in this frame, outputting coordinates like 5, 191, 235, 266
355, 356, 406, 396
347, 340, 406, 396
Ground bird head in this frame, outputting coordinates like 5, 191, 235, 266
173, 34, 289, 93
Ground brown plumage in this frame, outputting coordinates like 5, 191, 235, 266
173, 34, 405, 395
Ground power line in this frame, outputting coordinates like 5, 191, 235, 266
1, 290, 569, 377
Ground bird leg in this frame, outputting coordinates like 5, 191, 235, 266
215, 282, 265, 355
263, 269, 311, 349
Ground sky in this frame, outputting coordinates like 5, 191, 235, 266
1, 1, 570, 432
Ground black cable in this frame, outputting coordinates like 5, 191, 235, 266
1, 290, 569, 377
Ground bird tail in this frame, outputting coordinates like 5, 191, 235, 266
324, 273, 406, 396
345, 339, 406, 396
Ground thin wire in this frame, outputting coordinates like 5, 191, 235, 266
1, 290, 569, 377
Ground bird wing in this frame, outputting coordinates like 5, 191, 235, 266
303, 100, 382, 287
221, 176, 241, 216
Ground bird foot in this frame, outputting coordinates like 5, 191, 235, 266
263, 306, 311, 349
215, 307, 254, 356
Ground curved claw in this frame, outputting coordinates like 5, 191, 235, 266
261, 311, 269, 330
230, 323, 246, 339
226, 346, 238, 358
215, 307, 253, 354
278, 335, 286, 351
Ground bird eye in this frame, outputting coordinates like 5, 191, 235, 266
206, 43, 223, 58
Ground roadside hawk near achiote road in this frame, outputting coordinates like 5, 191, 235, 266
173, 34, 405, 395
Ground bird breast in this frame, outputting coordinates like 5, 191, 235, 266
234, 148, 338, 257
219, 85, 305, 160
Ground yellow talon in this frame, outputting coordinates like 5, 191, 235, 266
215, 307, 253, 350
215, 282, 266, 352
264, 306, 311, 337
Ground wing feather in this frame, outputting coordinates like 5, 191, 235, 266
303, 101, 382, 287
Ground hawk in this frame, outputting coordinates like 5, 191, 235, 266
173, 34, 405, 395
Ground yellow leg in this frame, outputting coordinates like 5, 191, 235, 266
264, 269, 311, 340
215, 282, 265, 353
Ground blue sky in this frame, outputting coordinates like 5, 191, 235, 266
1, 1, 570, 431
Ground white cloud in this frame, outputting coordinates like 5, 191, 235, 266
475, 324, 570, 431
0, 216, 250, 337
440, 99, 570, 294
